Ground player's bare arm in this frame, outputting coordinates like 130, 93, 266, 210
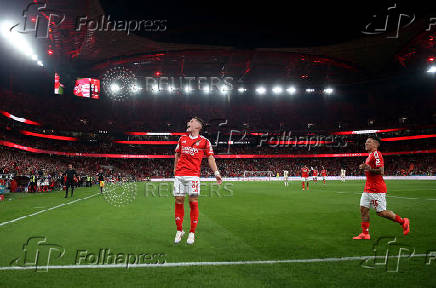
208, 155, 222, 184
363, 165, 384, 175
174, 152, 180, 175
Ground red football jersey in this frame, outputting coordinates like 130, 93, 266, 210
364, 150, 387, 193
313, 170, 318, 176
175, 134, 214, 177
321, 169, 327, 176
301, 168, 309, 178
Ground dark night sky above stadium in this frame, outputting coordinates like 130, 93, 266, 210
100, 1, 434, 48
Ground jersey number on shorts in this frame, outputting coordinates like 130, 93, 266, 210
192, 181, 199, 193
371, 200, 378, 207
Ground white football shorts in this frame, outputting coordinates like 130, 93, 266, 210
360, 192, 387, 212
173, 176, 200, 197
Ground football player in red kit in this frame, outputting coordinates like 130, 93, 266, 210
312, 168, 318, 183
321, 167, 327, 184
353, 136, 410, 240
301, 165, 309, 190
173, 117, 222, 244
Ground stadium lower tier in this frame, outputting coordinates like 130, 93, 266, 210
0, 146, 434, 180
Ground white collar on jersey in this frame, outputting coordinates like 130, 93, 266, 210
188, 134, 199, 139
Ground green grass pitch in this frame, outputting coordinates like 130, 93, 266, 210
0, 180, 435, 287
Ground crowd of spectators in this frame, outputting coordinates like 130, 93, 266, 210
1, 145, 434, 183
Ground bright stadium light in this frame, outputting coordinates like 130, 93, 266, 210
256, 86, 266, 95
168, 85, 176, 93
427, 66, 436, 73
305, 88, 315, 93
286, 86, 296, 95
323, 87, 334, 95
1, 21, 12, 38
2, 20, 42, 66
238, 87, 247, 93
184, 85, 192, 93
272, 86, 283, 94
110, 83, 121, 93
130, 84, 142, 93
151, 84, 159, 93
220, 85, 230, 95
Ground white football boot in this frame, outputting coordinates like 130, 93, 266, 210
186, 232, 195, 245
174, 230, 185, 244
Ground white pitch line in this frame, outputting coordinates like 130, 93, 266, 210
0, 193, 98, 228
0, 254, 428, 271
388, 195, 418, 200
335, 191, 429, 201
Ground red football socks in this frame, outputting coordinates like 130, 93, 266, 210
361, 222, 370, 234
175, 203, 184, 231
189, 201, 199, 233
302, 182, 305, 189
395, 215, 405, 224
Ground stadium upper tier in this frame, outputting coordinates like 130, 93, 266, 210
1, 78, 435, 132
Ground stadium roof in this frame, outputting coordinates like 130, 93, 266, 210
2, 1, 435, 83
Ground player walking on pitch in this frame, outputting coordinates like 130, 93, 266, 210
312, 168, 318, 183
283, 170, 289, 186
173, 117, 222, 244
340, 168, 346, 182
98, 169, 104, 194
301, 165, 309, 190
321, 167, 327, 184
353, 136, 410, 240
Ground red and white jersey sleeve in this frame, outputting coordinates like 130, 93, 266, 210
175, 134, 214, 177
364, 150, 387, 193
